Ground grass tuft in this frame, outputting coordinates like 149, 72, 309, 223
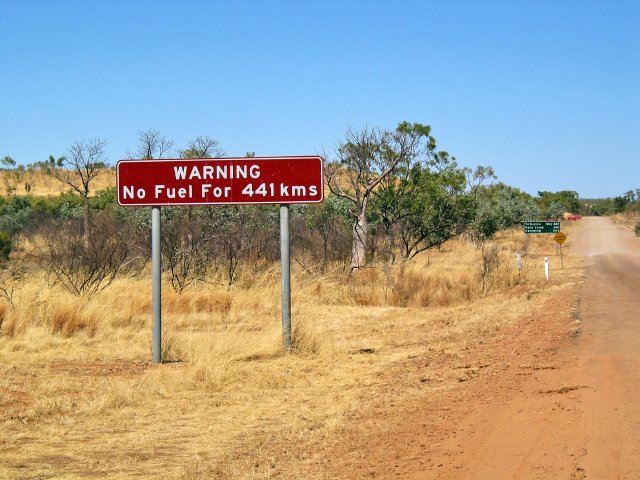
50, 303, 98, 338
0, 303, 7, 335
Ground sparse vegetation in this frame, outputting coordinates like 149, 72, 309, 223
0, 223, 581, 479
0, 124, 587, 479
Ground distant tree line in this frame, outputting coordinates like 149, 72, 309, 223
1, 124, 601, 295
578, 189, 640, 217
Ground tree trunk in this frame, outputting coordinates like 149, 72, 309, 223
384, 226, 394, 264
321, 231, 328, 273
83, 195, 90, 250
351, 210, 368, 269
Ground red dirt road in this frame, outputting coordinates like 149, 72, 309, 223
416, 217, 640, 479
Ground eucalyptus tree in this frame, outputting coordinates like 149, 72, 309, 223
326, 122, 435, 269
537, 190, 580, 216
393, 161, 494, 259
1, 156, 16, 168
468, 183, 539, 245
546, 201, 566, 220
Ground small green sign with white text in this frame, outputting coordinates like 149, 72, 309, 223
523, 221, 560, 234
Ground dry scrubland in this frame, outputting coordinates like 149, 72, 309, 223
0, 223, 582, 479
2, 168, 115, 196
612, 212, 640, 231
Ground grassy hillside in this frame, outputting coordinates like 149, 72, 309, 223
0, 167, 115, 197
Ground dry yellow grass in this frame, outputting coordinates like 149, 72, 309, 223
1, 168, 115, 197
611, 212, 640, 231
0, 225, 583, 479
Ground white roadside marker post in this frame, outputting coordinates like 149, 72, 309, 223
544, 257, 550, 282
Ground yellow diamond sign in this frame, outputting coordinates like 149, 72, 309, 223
553, 232, 567, 245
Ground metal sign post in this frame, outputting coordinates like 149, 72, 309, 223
116, 156, 324, 363
553, 232, 567, 269
151, 206, 162, 364
280, 205, 291, 352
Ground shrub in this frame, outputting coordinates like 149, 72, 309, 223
635, 222, 640, 237
0, 231, 12, 260
45, 210, 136, 296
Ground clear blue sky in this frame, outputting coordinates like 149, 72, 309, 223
1, 0, 638, 198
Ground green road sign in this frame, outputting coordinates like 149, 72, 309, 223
523, 221, 560, 234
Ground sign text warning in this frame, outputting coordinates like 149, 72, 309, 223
116, 156, 324, 206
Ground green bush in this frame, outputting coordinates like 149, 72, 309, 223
0, 231, 12, 260
90, 186, 117, 210
635, 222, 640, 237
0, 196, 32, 236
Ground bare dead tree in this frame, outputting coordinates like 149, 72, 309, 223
131, 128, 174, 159
0, 258, 27, 312
162, 210, 213, 292
53, 138, 107, 249
180, 135, 224, 159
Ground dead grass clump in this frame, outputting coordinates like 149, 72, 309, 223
388, 264, 422, 307
0, 303, 7, 334
50, 303, 98, 338
0, 303, 26, 339
2, 312, 18, 338
486, 263, 526, 291
0, 270, 53, 337
161, 333, 184, 362
192, 291, 233, 313
107, 307, 145, 329
183, 327, 281, 389
131, 294, 152, 315
2, 307, 33, 338
88, 380, 142, 413
159, 289, 233, 316
388, 263, 481, 308
291, 318, 320, 355
235, 261, 280, 289
163, 292, 191, 313
349, 268, 386, 306
426, 272, 480, 306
